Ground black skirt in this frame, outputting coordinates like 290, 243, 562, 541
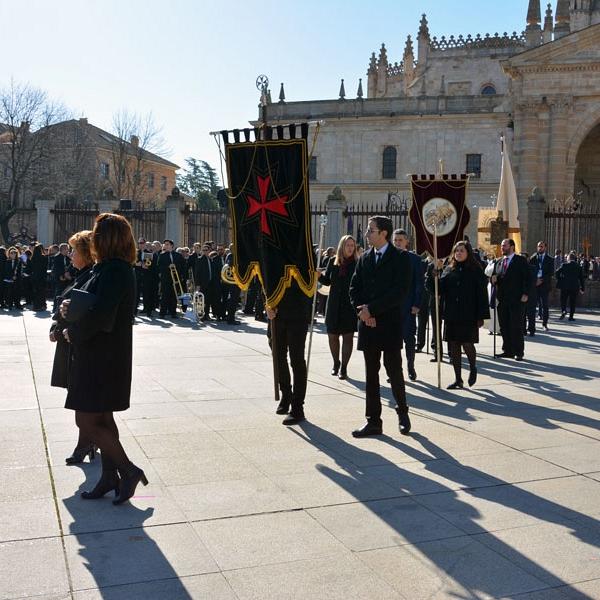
443, 321, 480, 343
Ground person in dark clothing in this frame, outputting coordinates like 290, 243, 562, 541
433, 240, 490, 389
61, 213, 147, 505
349, 216, 412, 438
50, 230, 95, 463
30, 244, 48, 311
318, 234, 358, 380
157, 239, 184, 318
491, 238, 532, 361
267, 280, 312, 425
556, 252, 585, 321
4, 247, 23, 309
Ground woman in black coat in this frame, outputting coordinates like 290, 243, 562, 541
555, 251, 585, 321
31, 243, 49, 311
435, 240, 490, 389
61, 213, 147, 505
50, 231, 94, 463
318, 235, 358, 379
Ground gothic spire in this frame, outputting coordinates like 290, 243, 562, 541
278, 83, 285, 103
526, 0, 541, 24
418, 14, 430, 41
339, 79, 346, 100
554, 0, 571, 38
357, 78, 363, 99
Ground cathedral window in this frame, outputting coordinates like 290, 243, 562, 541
466, 154, 481, 178
309, 157, 317, 181
481, 85, 496, 95
382, 146, 397, 179
101, 163, 109, 179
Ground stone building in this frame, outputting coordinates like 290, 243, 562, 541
257, 0, 600, 254
7, 117, 179, 210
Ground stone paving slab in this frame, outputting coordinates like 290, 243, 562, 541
1, 307, 599, 599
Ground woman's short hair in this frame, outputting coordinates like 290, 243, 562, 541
334, 235, 357, 266
68, 230, 93, 267
91, 213, 136, 265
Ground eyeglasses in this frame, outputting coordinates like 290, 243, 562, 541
366, 228, 380, 234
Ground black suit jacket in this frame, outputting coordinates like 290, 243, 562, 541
494, 254, 531, 305
529, 252, 554, 293
194, 255, 216, 291
350, 244, 412, 351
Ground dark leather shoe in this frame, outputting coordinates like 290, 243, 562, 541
338, 368, 347, 380
81, 470, 120, 499
515, 355, 524, 361
331, 361, 340, 376
398, 413, 411, 435
447, 381, 464, 389
408, 367, 417, 381
352, 423, 382, 438
495, 352, 513, 358
282, 409, 305, 425
66, 443, 96, 465
468, 367, 477, 387
113, 463, 148, 505
276, 399, 290, 415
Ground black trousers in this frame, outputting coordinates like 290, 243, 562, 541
497, 301, 526, 357
363, 349, 408, 426
268, 318, 308, 405
560, 289, 578, 317
533, 286, 550, 327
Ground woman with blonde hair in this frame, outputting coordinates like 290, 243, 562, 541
50, 230, 95, 463
61, 213, 147, 505
318, 234, 358, 379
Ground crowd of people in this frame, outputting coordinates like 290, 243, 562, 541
1, 220, 594, 494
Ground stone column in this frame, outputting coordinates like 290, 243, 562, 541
35, 198, 55, 246
526, 187, 546, 254
547, 97, 572, 200
97, 189, 119, 214
165, 188, 185, 245
325, 186, 347, 249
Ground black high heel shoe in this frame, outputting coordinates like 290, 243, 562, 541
331, 360, 340, 376
81, 470, 120, 499
113, 463, 148, 505
338, 367, 347, 380
446, 380, 464, 390
468, 367, 477, 387
66, 444, 97, 465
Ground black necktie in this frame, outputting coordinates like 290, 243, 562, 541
376, 251, 382, 263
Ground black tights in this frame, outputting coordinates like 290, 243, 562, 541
448, 341, 476, 383
328, 332, 354, 369
75, 411, 129, 471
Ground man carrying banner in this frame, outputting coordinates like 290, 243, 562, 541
267, 280, 311, 424
349, 216, 412, 437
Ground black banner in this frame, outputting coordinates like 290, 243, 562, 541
225, 137, 316, 308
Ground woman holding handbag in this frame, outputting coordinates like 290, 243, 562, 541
61, 213, 147, 505
50, 230, 95, 463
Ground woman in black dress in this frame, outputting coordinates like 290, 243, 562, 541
50, 230, 95, 463
61, 213, 147, 505
318, 235, 358, 379
435, 240, 490, 389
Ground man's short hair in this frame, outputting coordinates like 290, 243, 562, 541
370, 216, 394, 242
162, 239, 174, 246
393, 228, 408, 238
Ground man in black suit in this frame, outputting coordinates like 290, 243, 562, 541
491, 238, 531, 361
529, 241, 554, 331
157, 239, 184, 318
349, 216, 412, 437
194, 244, 219, 320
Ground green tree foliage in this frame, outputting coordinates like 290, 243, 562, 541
176, 158, 220, 209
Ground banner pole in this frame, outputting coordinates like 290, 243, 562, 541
306, 215, 327, 374
433, 224, 442, 389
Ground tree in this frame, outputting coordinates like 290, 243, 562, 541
0, 79, 67, 243
176, 158, 220, 209
107, 109, 170, 205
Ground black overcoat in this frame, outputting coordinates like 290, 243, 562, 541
318, 258, 357, 334
555, 260, 585, 293
349, 245, 411, 351
65, 260, 136, 413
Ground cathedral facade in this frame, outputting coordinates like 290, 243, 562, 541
258, 0, 600, 254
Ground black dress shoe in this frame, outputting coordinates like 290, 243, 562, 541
352, 423, 382, 438
468, 367, 477, 387
338, 368, 347, 380
515, 355, 524, 361
408, 367, 417, 381
398, 413, 411, 435
331, 361, 340, 376
276, 399, 290, 415
495, 352, 513, 358
282, 409, 305, 425
446, 381, 464, 389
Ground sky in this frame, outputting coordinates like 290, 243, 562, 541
2, 0, 531, 187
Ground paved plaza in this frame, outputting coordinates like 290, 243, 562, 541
1, 306, 600, 599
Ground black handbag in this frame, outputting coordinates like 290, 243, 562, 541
65, 288, 97, 322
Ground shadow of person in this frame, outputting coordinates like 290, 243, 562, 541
61, 466, 194, 598
289, 421, 596, 599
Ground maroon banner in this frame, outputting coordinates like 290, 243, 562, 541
409, 176, 470, 259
